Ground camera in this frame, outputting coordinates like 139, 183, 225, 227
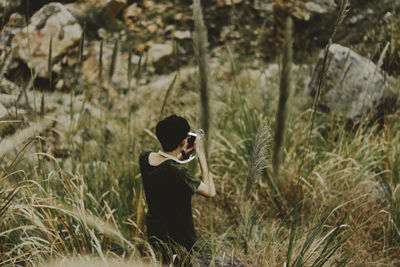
187, 129, 204, 149
187, 132, 197, 149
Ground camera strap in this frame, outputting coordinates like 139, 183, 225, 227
158, 150, 196, 164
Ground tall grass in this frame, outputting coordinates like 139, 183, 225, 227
2, 0, 400, 265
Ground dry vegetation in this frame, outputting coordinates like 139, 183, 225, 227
1, 0, 400, 266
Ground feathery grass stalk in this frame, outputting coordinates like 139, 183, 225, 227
192, 0, 211, 150
308, 0, 350, 147
287, 1, 350, 265
245, 120, 270, 198
273, 17, 293, 178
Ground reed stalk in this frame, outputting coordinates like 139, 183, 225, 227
272, 17, 293, 179
160, 74, 177, 116
108, 39, 119, 88
192, 0, 211, 150
41, 35, 53, 117
127, 47, 133, 92
98, 40, 104, 89
0, 0, 7, 30
308, 0, 350, 146
193, 1, 214, 264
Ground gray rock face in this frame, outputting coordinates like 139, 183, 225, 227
11, 3, 82, 78
308, 44, 390, 121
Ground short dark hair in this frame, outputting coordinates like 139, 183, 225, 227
156, 115, 190, 152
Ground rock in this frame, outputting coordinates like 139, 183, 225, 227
220, 25, 241, 41
149, 42, 174, 73
123, 3, 143, 31
142, 0, 155, 11
173, 30, 191, 40
303, 0, 337, 15
215, 0, 243, 6
105, 0, 127, 17
0, 78, 20, 94
0, 103, 7, 120
12, 3, 82, 78
307, 44, 391, 121
82, 40, 141, 89
0, 0, 22, 22
0, 13, 24, 48
0, 48, 13, 79
254, 0, 275, 12
82, 41, 115, 84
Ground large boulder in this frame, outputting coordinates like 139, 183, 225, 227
11, 3, 82, 78
307, 44, 391, 121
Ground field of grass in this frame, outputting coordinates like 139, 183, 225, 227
1, 1, 400, 266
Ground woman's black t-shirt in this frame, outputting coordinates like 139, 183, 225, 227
139, 150, 201, 251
